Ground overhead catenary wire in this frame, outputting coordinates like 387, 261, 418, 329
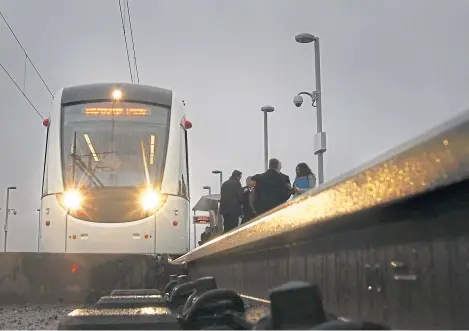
0, 62, 44, 120
125, 0, 140, 83
0, 11, 54, 98
118, 0, 134, 83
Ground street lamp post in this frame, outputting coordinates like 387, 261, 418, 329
211, 170, 223, 192
195, 185, 212, 249
203, 186, 212, 196
4, 186, 17, 252
261, 105, 275, 171
211, 170, 223, 235
293, 32, 326, 185
192, 210, 197, 250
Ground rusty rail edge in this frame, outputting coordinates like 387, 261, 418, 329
173, 107, 469, 265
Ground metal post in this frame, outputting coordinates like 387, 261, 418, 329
3, 187, 16, 252
211, 170, 223, 236
3, 189, 10, 252
193, 211, 196, 249
295, 33, 326, 185
261, 105, 274, 171
217, 174, 223, 236
264, 111, 268, 171
314, 39, 324, 185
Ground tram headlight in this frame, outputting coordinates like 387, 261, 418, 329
141, 190, 160, 211
112, 89, 122, 100
63, 190, 81, 210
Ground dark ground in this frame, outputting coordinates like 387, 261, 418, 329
0, 304, 77, 329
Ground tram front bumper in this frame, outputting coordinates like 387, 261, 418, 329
0, 252, 185, 304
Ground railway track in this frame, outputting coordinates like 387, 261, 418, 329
58, 274, 387, 330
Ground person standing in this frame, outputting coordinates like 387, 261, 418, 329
219, 170, 243, 233
199, 227, 211, 246
241, 176, 256, 224
251, 158, 292, 216
292, 163, 316, 196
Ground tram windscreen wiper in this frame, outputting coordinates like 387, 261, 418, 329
70, 154, 104, 188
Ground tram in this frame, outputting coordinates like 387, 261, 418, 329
39, 83, 191, 256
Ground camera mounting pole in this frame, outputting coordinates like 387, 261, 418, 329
4, 186, 17, 252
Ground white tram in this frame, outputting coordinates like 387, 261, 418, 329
39, 83, 191, 256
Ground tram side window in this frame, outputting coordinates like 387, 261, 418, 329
179, 125, 188, 199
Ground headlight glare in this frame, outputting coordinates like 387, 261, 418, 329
141, 190, 160, 211
63, 190, 81, 210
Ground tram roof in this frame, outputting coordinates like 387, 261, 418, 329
61, 82, 172, 106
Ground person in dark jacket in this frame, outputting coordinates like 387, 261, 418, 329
198, 227, 211, 246
219, 170, 243, 233
251, 158, 292, 215
241, 176, 255, 224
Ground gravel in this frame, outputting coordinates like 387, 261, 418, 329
0, 304, 77, 330
0, 300, 269, 329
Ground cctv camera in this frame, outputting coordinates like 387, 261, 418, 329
293, 95, 303, 107
13, 211, 17, 215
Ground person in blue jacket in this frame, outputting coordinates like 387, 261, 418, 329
292, 163, 316, 196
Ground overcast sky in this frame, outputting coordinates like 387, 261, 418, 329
0, 0, 468, 251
